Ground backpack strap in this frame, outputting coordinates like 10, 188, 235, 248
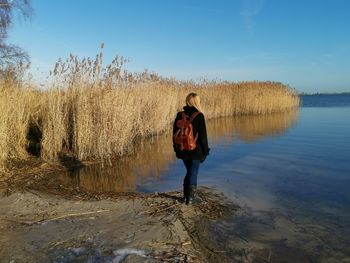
190, 111, 201, 122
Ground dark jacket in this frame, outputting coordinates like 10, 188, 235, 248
173, 106, 210, 160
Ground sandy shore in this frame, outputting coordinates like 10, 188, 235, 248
2, 166, 350, 262
0, 182, 236, 263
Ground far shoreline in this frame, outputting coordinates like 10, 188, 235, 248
299, 92, 350, 95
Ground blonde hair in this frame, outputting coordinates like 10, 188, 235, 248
186, 93, 202, 112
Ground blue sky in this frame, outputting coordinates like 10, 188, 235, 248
9, 0, 350, 93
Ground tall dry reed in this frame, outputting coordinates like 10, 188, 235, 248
0, 49, 299, 173
0, 78, 43, 173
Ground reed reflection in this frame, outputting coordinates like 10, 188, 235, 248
61, 109, 299, 193
59, 134, 176, 192
208, 109, 299, 143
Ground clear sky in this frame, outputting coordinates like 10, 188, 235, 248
8, 0, 350, 93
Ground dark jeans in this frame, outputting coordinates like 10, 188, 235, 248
183, 159, 201, 187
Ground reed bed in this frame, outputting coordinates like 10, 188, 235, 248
0, 50, 299, 173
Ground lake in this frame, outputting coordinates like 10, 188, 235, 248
62, 94, 350, 262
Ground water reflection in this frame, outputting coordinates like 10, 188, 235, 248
208, 109, 299, 143
59, 109, 299, 193
59, 135, 176, 192
201, 105, 350, 262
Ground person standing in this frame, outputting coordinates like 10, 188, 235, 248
173, 93, 210, 205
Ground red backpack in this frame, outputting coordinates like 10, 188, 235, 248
173, 111, 200, 151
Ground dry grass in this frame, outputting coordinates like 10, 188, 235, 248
0, 80, 43, 173
0, 49, 299, 173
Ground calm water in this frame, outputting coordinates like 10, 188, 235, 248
62, 94, 350, 262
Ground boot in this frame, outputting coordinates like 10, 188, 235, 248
187, 186, 201, 205
183, 185, 190, 205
